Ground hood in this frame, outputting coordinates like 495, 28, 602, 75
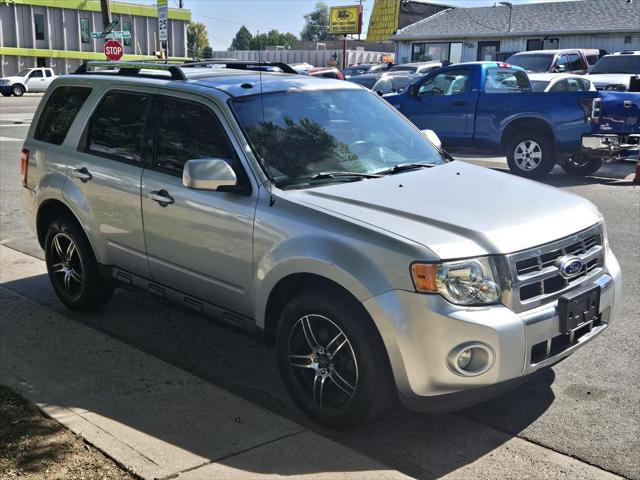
588, 74, 632, 89
283, 162, 601, 259
0, 76, 23, 82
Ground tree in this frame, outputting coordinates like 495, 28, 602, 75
229, 25, 253, 51
187, 22, 209, 59
301, 2, 333, 42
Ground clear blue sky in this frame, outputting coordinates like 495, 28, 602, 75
157, 0, 577, 51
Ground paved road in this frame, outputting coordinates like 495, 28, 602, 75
1, 95, 639, 479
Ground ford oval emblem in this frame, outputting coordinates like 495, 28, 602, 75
556, 256, 584, 279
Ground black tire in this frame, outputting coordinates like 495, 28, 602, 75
506, 130, 556, 179
276, 286, 396, 429
560, 153, 604, 176
44, 216, 113, 311
11, 84, 25, 97
1, 92, 10, 97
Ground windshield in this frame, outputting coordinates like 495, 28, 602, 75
231, 89, 445, 188
590, 56, 640, 74
349, 76, 378, 89
507, 54, 554, 72
14, 69, 32, 77
530, 80, 550, 92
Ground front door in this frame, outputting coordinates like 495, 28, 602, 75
400, 68, 473, 146
141, 95, 257, 316
25, 69, 47, 92
477, 41, 501, 61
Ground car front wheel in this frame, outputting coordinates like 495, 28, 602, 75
11, 84, 25, 97
276, 287, 395, 429
506, 131, 556, 179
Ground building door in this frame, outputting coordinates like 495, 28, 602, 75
477, 41, 501, 61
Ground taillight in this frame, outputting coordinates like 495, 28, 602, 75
591, 98, 602, 123
20, 148, 29, 187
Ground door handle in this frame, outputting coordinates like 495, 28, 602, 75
72, 167, 92, 182
148, 189, 174, 207
453, 101, 468, 107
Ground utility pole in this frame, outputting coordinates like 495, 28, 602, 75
499, 1, 512, 32
100, 0, 112, 30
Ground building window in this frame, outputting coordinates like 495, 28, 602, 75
543, 37, 559, 49
526, 39, 543, 51
80, 18, 90, 44
123, 21, 132, 46
477, 41, 501, 61
411, 42, 462, 63
34, 14, 45, 41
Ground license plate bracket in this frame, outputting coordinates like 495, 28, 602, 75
558, 284, 601, 333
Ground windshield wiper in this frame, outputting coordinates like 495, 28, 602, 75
376, 163, 437, 175
277, 171, 382, 189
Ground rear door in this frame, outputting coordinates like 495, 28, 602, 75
67, 88, 153, 277
140, 94, 257, 316
399, 67, 474, 145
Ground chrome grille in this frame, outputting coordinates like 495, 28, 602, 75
505, 225, 605, 312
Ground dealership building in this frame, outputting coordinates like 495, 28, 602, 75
0, 0, 190, 77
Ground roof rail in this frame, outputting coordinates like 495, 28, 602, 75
181, 60, 298, 74
74, 61, 187, 80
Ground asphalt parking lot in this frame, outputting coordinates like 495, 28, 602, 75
1, 94, 639, 479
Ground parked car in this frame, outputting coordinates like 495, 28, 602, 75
21, 60, 621, 429
348, 71, 417, 95
506, 49, 593, 74
528, 73, 596, 92
0, 67, 57, 96
389, 61, 444, 75
308, 67, 344, 80
587, 51, 640, 91
386, 62, 631, 177
341, 63, 390, 79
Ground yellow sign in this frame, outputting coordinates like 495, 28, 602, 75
329, 5, 362, 35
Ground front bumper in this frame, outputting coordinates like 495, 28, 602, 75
362, 249, 621, 413
582, 134, 640, 152
0, 85, 12, 95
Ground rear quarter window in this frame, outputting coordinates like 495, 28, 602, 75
34, 86, 92, 145
484, 68, 532, 93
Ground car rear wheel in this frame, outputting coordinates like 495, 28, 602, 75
276, 287, 396, 429
45, 217, 113, 311
506, 131, 555, 179
560, 153, 604, 176
11, 84, 25, 97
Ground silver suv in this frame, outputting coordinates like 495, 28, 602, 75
21, 61, 621, 428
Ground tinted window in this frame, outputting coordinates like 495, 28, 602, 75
45, 69, 52, 77
530, 80, 550, 92
549, 80, 569, 92
419, 69, 469, 96
586, 55, 599, 66
526, 39, 543, 51
590, 56, 640, 74
566, 54, 583, 71
155, 98, 236, 175
29, 70, 43, 78
34, 86, 91, 145
349, 76, 378, 89
507, 54, 553, 72
318, 70, 339, 79
484, 67, 532, 93
88, 91, 151, 163
34, 14, 45, 41
392, 76, 413, 91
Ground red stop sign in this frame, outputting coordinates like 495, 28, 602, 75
104, 39, 124, 61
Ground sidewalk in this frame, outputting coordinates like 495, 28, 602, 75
0, 245, 623, 480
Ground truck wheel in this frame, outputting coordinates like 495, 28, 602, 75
44, 217, 114, 311
276, 287, 396, 429
560, 154, 604, 176
11, 84, 25, 97
506, 131, 555, 179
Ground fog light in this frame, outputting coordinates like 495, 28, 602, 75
447, 342, 495, 376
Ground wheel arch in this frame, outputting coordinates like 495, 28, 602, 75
11, 82, 27, 93
36, 199, 86, 249
501, 117, 556, 149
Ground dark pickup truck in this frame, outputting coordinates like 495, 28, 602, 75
386, 62, 635, 178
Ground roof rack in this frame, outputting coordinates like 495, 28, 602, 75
74, 61, 188, 80
73, 59, 298, 80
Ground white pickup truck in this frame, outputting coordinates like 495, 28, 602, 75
0, 67, 57, 97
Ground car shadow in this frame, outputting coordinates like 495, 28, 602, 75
1, 273, 556, 479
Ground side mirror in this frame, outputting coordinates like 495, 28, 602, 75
183, 158, 237, 190
421, 129, 442, 149
375, 90, 384, 96
555, 64, 566, 73
408, 83, 419, 96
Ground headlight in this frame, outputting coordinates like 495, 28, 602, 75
411, 257, 501, 305
0, 80, 8, 85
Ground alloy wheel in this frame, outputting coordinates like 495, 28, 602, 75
49, 232, 83, 299
514, 140, 543, 171
288, 314, 358, 408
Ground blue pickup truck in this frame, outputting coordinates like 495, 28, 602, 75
386, 62, 633, 178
